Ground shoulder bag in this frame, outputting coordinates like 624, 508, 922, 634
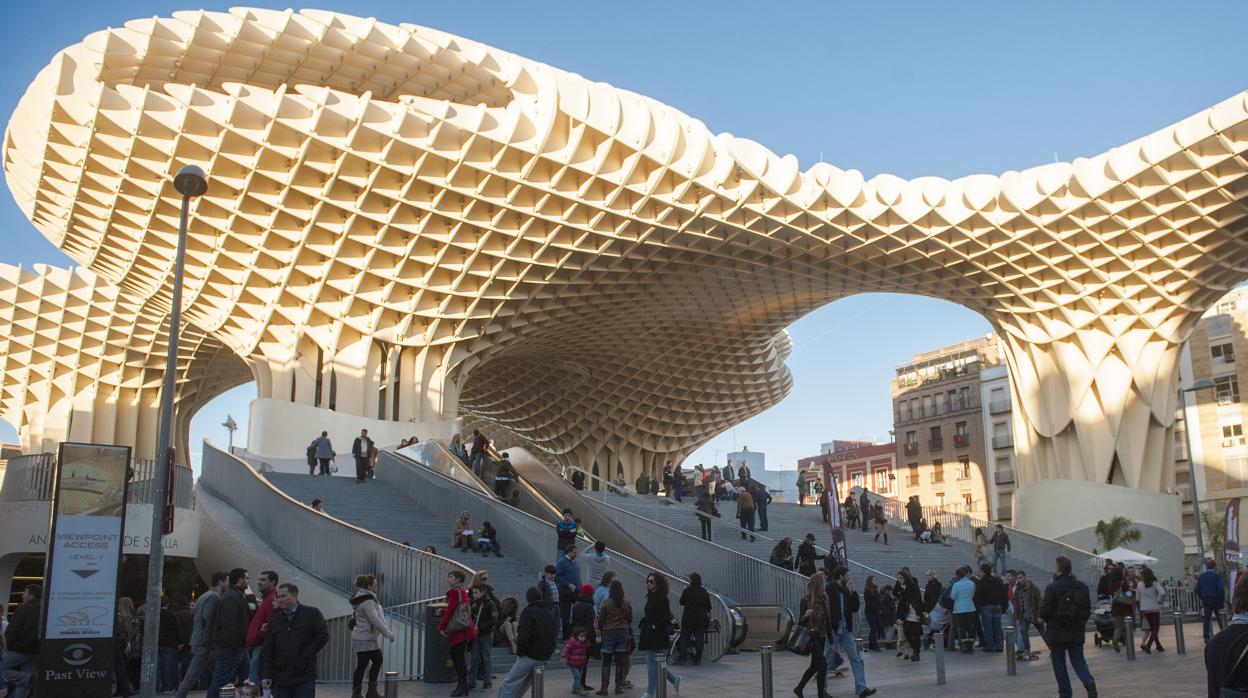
444, 589, 472, 634
788, 625, 814, 655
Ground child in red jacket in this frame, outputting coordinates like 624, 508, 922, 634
560, 627, 590, 696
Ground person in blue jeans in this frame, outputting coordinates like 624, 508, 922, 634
973, 563, 1007, 652
207, 568, 252, 698
1197, 558, 1228, 641
1039, 555, 1097, 698
989, 525, 1011, 576
823, 566, 877, 698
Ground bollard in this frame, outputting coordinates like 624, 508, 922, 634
384, 670, 399, 698
933, 629, 946, 685
760, 645, 774, 698
1124, 618, 1136, 661
531, 664, 545, 698
1174, 610, 1187, 655
1004, 624, 1016, 676
656, 654, 669, 698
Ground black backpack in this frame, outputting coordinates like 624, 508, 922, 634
306, 442, 317, 466
1052, 587, 1083, 626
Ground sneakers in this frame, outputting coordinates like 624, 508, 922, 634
673, 675, 682, 694
858, 689, 878, 698
573, 688, 589, 696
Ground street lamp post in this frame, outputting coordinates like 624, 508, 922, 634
139, 165, 207, 698
1180, 377, 1217, 565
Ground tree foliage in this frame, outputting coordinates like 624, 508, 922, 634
1093, 516, 1143, 554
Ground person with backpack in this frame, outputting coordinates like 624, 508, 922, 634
1039, 555, 1097, 698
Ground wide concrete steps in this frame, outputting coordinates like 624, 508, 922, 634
265, 473, 536, 608
581, 491, 1049, 583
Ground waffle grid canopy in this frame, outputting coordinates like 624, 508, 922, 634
3, 8, 1247, 491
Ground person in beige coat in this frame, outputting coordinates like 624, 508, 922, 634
350, 574, 396, 698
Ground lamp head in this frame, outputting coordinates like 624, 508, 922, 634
1190, 378, 1217, 391
173, 165, 208, 197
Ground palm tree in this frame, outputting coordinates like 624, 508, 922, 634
1093, 516, 1142, 554
1202, 510, 1226, 564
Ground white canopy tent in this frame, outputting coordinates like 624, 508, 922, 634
1097, 547, 1158, 565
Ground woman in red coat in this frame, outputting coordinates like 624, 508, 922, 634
439, 570, 478, 696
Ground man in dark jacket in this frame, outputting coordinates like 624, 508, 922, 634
2, 584, 40, 698
261, 583, 329, 698
1039, 556, 1096, 698
753, 484, 772, 531
1207, 573, 1248, 697
158, 596, 182, 692
1198, 558, 1228, 640
858, 490, 871, 532
973, 563, 1008, 652
497, 587, 557, 698
795, 534, 825, 577
175, 572, 228, 698
207, 568, 253, 698
676, 573, 712, 665
824, 568, 876, 698
923, 570, 944, 613
351, 428, 374, 483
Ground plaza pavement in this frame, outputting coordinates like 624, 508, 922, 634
305, 622, 1206, 697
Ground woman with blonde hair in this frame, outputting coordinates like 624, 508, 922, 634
794, 572, 831, 698
350, 574, 395, 698
450, 433, 468, 463
452, 511, 476, 551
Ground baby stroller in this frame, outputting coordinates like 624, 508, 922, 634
1091, 595, 1115, 647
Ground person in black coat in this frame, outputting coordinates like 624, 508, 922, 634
1039, 556, 1096, 698
894, 569, 925, 661
922, 571, 943, 613
497, 587, 558, 698
638, 572, 681, 695
675, 573, 712, 665
207, 568, 253, 698
862, 576, 883, 651
260, 583, 329, 696
796, 534, 826, 577
1208, 571, 1248, 697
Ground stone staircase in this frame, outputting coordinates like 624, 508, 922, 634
581, 490, 1051, 584
264, 473, 534, 672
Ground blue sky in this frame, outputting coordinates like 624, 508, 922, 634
0, 2, 1244, 472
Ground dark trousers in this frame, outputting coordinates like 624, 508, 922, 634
757, 505, 769, 531
560, 592, 575, 638
795, 634, 827, 697
1203, 598, 1225, 640
676, 628, 705, 663
355, 456, 370, 482
865, 610, 882, 650
206, 646, 248, 698
114, 642, 134, 696
317, 457, 331, 476
353, 649, 383, 687
450, 641, 469, 685
903, 620, 922, 659
494, 479, 511, 499
1049, 642, 1095, 698
954, 612, 978, 651
861, 508, 870, 532
272, 680, 317, 698
698, 515, 712, 541
159, 646, 179, 691
739, 509, 755, 540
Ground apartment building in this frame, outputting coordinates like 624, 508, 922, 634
1178, 285, 1248, 557
980, 364, 1016, 523
892, 336, 999, 515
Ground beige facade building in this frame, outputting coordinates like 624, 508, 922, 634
892, 337, 998, 516
0, 10, 1246, 554
1178, 285, 1248, 557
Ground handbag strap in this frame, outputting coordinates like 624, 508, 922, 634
1224, 638, 1248, 688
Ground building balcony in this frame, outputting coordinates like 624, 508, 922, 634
929, 437, 944, 451
995, 469, 1016, 485
904, 442, 919, 456
953, 433, 969, 448
992, 433, 1013, 449
956, 470, 973, 481
989, 398, 1011, 414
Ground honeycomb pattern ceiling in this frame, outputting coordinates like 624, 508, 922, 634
2, 8, 1247, 488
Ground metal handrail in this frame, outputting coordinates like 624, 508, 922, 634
1, 452, 194, 508
376, 450, 738, 661
855, 487, 1103, 579
563, 463, 897, 585
199, 442, 476, 681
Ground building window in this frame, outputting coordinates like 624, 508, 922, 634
959, 386, 971, 409
962, 492, 974, 511
936, 491, 946, 507
314, 346, 324, 407
954, 422, 969, 447
1213, 342, 1236, 363
1223, 423, 1245, 449
931, 459, 945, 484
899, 401, 910, 421
929, 426, 943, 451
995, 456, 1014, 485
1216, 376, 1241, 404
922, 395, 932, 418
947, 389, 958, 412
904, 431, 918, 456
852, 472, 864, 489
907, 463, 919, 487
875, 469, 890, 493
958, 456, 972, 480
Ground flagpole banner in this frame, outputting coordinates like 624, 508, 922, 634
823, 462, 848, 572
1227, 498, 1241, 593
38, 442, 131, 696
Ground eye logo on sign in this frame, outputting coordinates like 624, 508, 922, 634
62, 643, 93, 666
